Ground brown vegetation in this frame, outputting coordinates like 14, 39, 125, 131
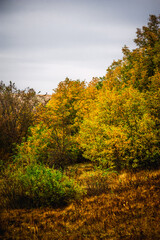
0, 166, 160, 240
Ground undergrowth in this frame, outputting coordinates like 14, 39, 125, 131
0, 164, 160, 239
0, 163, 82, 209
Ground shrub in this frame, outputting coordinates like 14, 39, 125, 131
0, 163, 82, 209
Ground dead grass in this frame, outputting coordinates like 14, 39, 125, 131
0, 166, 160, 239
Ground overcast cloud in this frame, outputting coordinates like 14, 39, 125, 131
0, 0, 159, 94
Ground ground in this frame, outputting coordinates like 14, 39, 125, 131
0, 164, 160, 239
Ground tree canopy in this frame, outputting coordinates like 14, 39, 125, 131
1, 15, 160, 171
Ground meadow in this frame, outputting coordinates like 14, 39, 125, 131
0, 164, 160, 239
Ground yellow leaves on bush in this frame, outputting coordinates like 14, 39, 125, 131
78, 86, 159, 169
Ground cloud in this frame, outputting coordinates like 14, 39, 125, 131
0, 0, 159, 93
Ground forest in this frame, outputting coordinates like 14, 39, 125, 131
0, 15, 160, 239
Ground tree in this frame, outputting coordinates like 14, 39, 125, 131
0, 81, 41, 163
78, 86, 159, 170
103, 15, 160, 92
134, 15, 160, 49
17, 78, 87, 168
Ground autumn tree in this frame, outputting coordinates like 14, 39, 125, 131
78, 15, 160, 170
16, 78, 87, 168
11, 15, 160, 171
45, 78, 86, 166
0, 81, 41, 164
102, 15, 160, 92
78, 86, 159, 170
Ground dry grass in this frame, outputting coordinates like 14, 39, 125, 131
0, 166, 160, 240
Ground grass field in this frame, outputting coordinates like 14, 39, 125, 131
0, 164, 160, 240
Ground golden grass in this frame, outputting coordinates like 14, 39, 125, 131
0, 167, 160, 239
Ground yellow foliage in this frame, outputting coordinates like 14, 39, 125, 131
78, 86, 159, 169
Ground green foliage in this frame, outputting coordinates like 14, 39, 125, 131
14, 123, 52, 166
0, 163, 82, 208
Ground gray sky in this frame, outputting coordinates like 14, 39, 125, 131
0, 0, 159, 94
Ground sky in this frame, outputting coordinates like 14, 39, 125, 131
0, 0, 159, 94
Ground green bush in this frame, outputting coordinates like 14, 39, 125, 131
0, 163, 82, 209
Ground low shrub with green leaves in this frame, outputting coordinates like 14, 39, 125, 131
0, 163, 82, 209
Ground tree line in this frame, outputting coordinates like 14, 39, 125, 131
0, 15, 160, 172
0, 14, 159, 208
